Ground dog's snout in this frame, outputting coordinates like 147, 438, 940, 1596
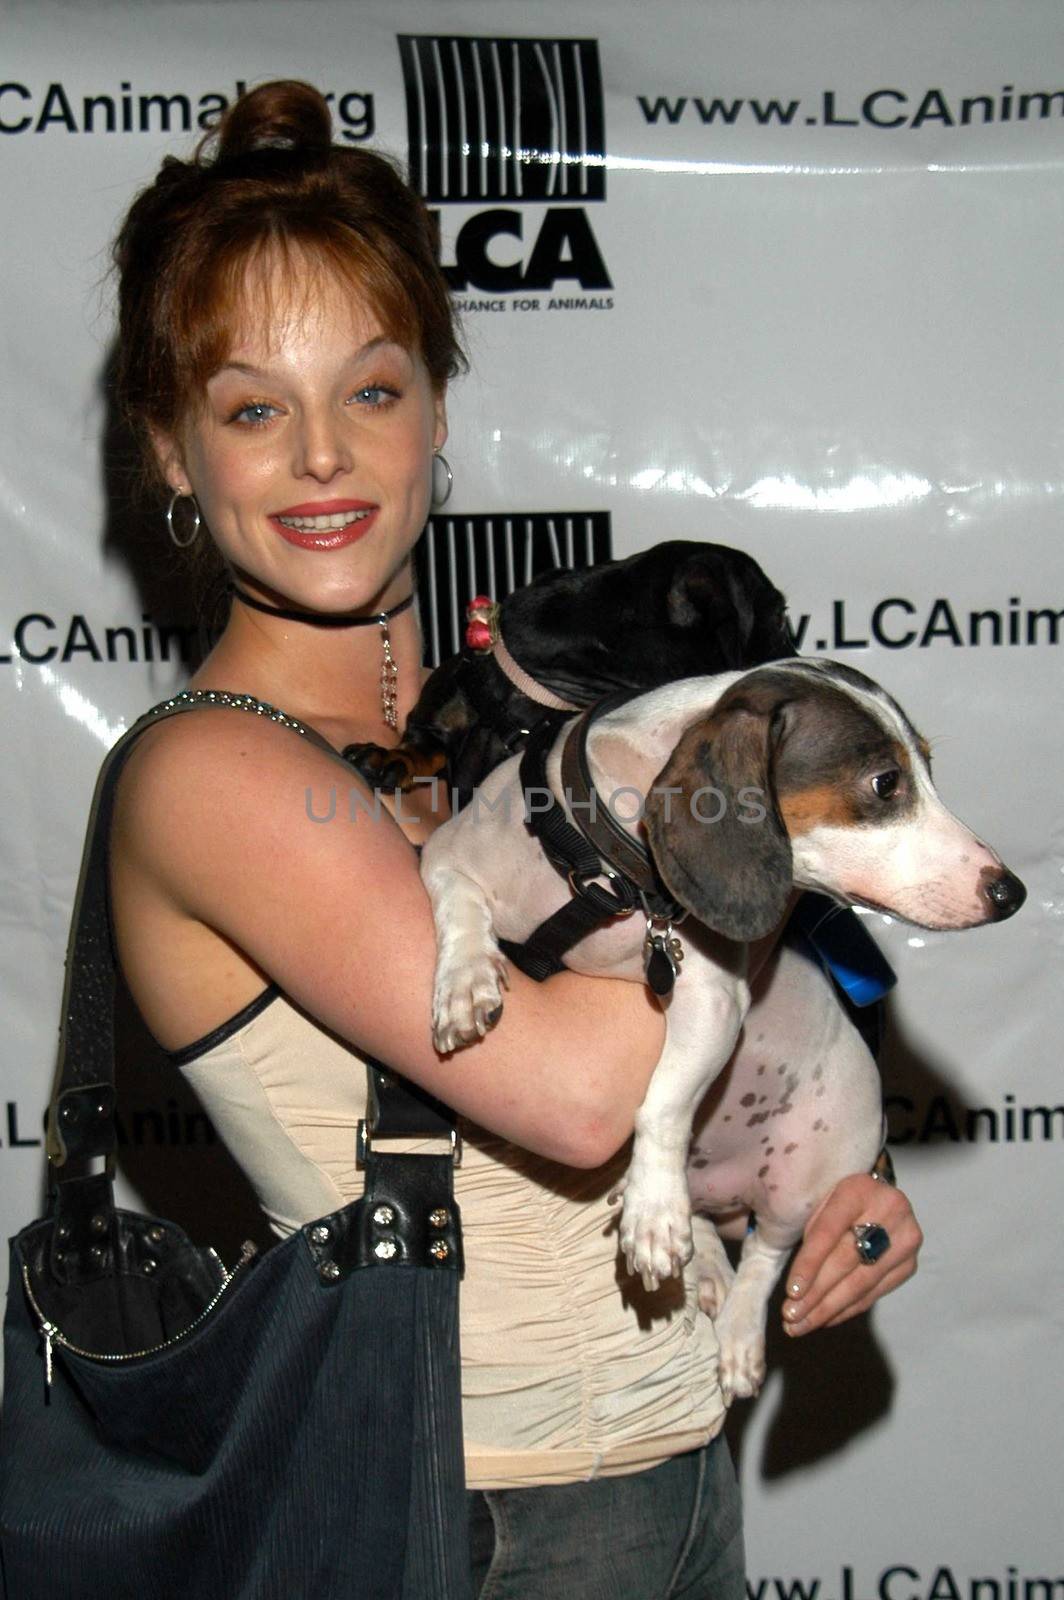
984, 869, 1027, 921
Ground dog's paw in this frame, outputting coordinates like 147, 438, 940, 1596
342, 740, 414, 793
716, 1328, 767, 1406
714, 1292, 767, 1403
432, 949, 508, 1053
694, 1248, 736, 1320
618, 1177, 694, 1293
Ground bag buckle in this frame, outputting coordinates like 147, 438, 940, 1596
357, 1119, 463, 1168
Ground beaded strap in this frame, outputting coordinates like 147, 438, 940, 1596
137, 688, 344, 763
142, 688, 309, 737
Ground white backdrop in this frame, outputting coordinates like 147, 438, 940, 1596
2, 2, 1061, 1591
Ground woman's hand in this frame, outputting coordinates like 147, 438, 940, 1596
781, 1173, 922, 1335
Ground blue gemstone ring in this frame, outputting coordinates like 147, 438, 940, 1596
853, 1222, 891, 1265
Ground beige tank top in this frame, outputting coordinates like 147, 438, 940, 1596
168, 984, 726, 1488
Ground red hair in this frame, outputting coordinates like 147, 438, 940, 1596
113, 80, 462, 489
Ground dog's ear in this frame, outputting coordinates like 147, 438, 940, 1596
644, 679, 794, 942
666, 548, 750, 663
665, 545, 794, 670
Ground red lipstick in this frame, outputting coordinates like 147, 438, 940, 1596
270, 499, 378, 551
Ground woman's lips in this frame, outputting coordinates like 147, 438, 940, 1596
270, 501, 378, 550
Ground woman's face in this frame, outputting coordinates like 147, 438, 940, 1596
156, 255, 447, 615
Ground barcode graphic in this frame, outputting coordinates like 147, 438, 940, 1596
416, 511, 612, 665
398, 35, 606, 204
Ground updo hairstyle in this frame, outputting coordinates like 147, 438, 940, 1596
113, 79, 463, 576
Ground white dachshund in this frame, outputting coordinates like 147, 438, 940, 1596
421, 660, 1025, 1399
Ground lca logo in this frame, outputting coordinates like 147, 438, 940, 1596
398, 34, 612, 294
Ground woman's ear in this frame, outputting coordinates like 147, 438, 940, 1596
148, 426, 191, 496
432, 391, 448, 454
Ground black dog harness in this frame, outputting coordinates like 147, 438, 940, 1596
454, 647, 539, 755
498, 693, 687, 996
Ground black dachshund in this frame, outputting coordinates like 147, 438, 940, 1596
345, 536, 891, 1048
346, 539, 794, 804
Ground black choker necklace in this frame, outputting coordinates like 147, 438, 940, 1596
227, 584, 414, 730
229, 584, 415, 628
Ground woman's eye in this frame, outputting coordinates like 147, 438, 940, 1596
871, 769, 900, 800
351, 385, 399, 408
231, 401, 279, 427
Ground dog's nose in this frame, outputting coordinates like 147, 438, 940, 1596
984, 869, 1027, 921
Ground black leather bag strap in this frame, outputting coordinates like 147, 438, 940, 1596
46, 688, 456, 1165
366, 1066, 456, 1143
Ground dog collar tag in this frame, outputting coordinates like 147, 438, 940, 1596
644, 937, 675, 996
643, 921, 684, 997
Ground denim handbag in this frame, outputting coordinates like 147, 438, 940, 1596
0, 692, 472, 1600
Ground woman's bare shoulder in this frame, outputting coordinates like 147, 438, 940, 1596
110, 700, 665, 1166
114, 703, 352, 863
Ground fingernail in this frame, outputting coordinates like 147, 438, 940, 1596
783, 1300, 801, 1321
788, 1277, 805, 1298
785, 1317, 808, 1337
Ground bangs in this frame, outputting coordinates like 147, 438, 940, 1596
114, 85, 465, 507
171, 224, 426, 409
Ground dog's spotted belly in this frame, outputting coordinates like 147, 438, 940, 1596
684, 943, 883, 1240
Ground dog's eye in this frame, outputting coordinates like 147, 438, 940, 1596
871, 769, 900, 800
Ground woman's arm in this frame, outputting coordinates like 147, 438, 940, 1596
114, 711, 666, 1168
116, 710, 923, 1314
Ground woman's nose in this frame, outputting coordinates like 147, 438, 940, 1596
294, 408, 352, 481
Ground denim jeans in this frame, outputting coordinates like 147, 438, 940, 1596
467, 1436, 745, 1599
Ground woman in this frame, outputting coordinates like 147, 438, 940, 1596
107, 80, 921, 1595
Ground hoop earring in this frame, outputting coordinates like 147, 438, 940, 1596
431, 451, 453, 510
166, 490, 201, 549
